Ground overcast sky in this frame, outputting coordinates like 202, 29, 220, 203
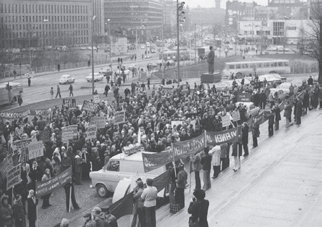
187, 0, 268, 9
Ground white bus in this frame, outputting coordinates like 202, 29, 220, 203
222, 59, 291, 79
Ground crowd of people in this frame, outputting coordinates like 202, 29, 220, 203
0, 73, 319, 227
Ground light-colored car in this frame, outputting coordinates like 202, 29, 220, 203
98, 68, 113, 76
59, 74, 75, 84
89, 150, 167, 197
145, 55, 152, 59
86, 72, 104, 82
80, 46, 86, 50
258, 74, 286, 85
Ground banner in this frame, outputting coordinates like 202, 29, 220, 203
39, 129, 51, 142
173, 133, 205, 159
110, 191, 134, 220
221, 115, 231, 127
36, 167, 72, 197
82, 100, 99, 112
63, 99, 76, 108
0, 155, 13, 179
152, 171, 171, 193
7, 164, 21, 190
86, 125, 97, 139
206, 127, 241, 146
62, 125, 78, 142
237, 92, 251, 102
231, 111, 240, 121
90, 116, 106, 129
0, 110, 30, 119
142, 150, 173, 173
29, 109, 52, 116
28, 139, 44, 160
253, 111, 271, 125
114, 111, 126, 124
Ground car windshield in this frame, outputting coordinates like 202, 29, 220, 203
105, 160, 120, 172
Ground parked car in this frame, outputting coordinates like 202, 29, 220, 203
80, 46, 87, 50
98, 67, 113, 76
86, 73, 104, 82
59, 74, 75, 84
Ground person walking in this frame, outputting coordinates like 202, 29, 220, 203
241, 122, 249, 156
200, 147, 212, 191
12, 194, 26, 227
131, 179, 145, 227
175, 164, 188, 209
56, 85, 62, 98
141, 178, 157, 227
69, 84, 74, 97
28, 76, 31, 87
57, 64, 60, 72
27, 190, 38, 227
188, 189, 209, 227
104, 84, 110, 97
232, 141, 242, 172
191, 152, 202, 190
50, 87, 54, 99
209, 145, 221, 179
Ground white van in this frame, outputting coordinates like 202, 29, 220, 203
90, 151, 167, 197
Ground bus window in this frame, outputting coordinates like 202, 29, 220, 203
257, 63, 262, 68
242, 64, 248, 68
229, 65, 235, 69
236, 64, 241, 69
284, 62, 289, 66
278, 62, 283, 66
250, 64, 256, 69
271, 62, 277, 67
263, 62, 270, 67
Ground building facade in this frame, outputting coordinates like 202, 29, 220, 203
190, 7, 225, 26
104, 0, 163, 43
0, 0, 92, 49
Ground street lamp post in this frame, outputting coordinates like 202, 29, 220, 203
176, 0, 180, 81
107, 19, 112, 71
91, 15, 97, 95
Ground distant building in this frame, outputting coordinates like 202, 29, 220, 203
104, 0, 163, 43
190, 7, 225, 26
0, 0, 92, 49
163, 0, 176, 37
268, 0, 304, 7
308, 0, 322, 19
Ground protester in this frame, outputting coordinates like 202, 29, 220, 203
0, 196, 13, 227
252, 122, 260, 148
131, 178, 145, 227
209, 145, 221, 179
101, 207, 118, 227
268, 110, 275, 137
191, 152, 202, 190
284, 101, 293, 128
175, 164, 188, 208
12, 194, 26, 227
188, 189, 209, 227
41, 168, 52, 209
232, 142, 242, 172
241, 122, 249, 156
92, 207, 106, 227
200, 147, 212, 191
273, 104, 281, 130
141, 178, 157, 227
27, 190, 38, 227
82, 213, 92, 227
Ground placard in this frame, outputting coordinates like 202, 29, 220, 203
90, 116, 106, 129
86, 125, 97, 139
114, 111, 126, 124
221, 115, 231, 127
231, 111, 240, 121
7, 164, 21, 190
13, 139, 31, 163
28, 139, 44, 160
39, 129, 51, 142
62, 125, 78, 142
63, 99, 76, 108
237, 92, 251, 102
93, 95, 100, 104
0, 156, 13, 178
82, 100, 99, 112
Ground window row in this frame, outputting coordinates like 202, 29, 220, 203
3, 30, 89, 39
1, 15, 88, 23
2, 23, 89, 31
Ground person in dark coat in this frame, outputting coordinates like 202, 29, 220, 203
252, 122, 260, 148
268, 110, 275, 137
284, 101, 293, 127
260, 90, 267, 109
28, 161, 42, 191
241, 122, 249, 156
273, 104, 281, 130
253, 92, 260, 107
188, 189, 209, 227
27, 190, 38, 227
295, 98, 303, 125
303, 90, 310, 114
12, 194, 26, 227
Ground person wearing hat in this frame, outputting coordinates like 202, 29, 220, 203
131, 179, 145, 227
141, 178, 157, 227
12, 194, 26, 227
188, 189, 209, 227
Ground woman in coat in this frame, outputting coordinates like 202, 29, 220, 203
188, 189, 209, 227
0, 196, 13, 227
13, 194, 26, 227
27, 190, 38, 227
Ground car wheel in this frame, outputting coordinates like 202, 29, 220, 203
96, 184, 108, 198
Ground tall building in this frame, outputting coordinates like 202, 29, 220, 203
190, 7, 225, 26
163, 0, 176, 38
0, 0, 92, 49
104, 0, 163, 43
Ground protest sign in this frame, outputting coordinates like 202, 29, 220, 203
206, 127, 241, 146
142, 149, 173, 172
63, 99, 76, 108
93, 95, 100, 104
86, 125, 97, 139
0, 110, 30, 119
7, 164, 21, 190
189, 120, 196, 129
221, 115, 231, 127
39, 129, 51, 142
171, 121, 183, 129
90, 116, 106, 129
172, 133, 206, 159
28, 139, 44, 160
114, 111, 126, 124
62, 125, 78, 142
82, 100, 99, 112
237, 92, 251, 102
231, 111, 240, 121
0, 156, 13, 178
13, 139, 31, 163
36, 167, 72, 197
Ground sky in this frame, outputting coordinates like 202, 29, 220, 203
187, 0, 268, 9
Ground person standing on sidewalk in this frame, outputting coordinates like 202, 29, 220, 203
273, 104, 281, 130
56, 85, 62, 98
69, 84, 74, 97
18, 94, 23, 106
284, 101, 293, 127
141, 178, 157, 227
268, 110, 275, 137
50, 87, 54, 99
209, 145, 221, 179
191, 152, 202, 190
252, 122, 260, 148
175, 164, 188, 209
131, 179, 145, 227
200, 147, 212, 191
27, 190, 38, 227
241, 122, 249, 156
28, 76, 31, 87
232, 141, 242, 172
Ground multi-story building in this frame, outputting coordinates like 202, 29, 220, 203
308, 0, 322, 19
0, 0, 92, 49
104, 0, 163, 43
163, 0, 176, 37
190, 7, 225, 26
